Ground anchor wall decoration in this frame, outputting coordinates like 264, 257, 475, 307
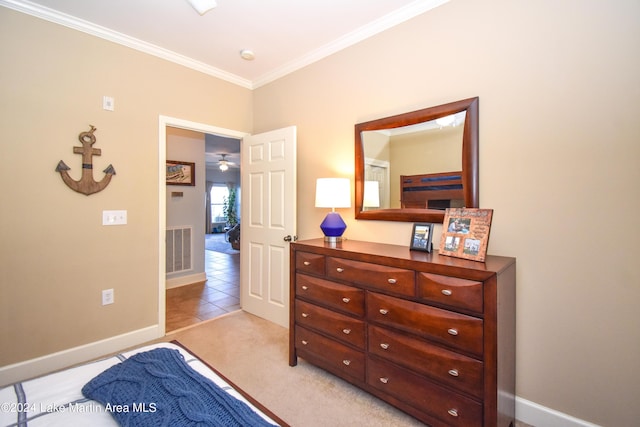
55, 125, 116, 195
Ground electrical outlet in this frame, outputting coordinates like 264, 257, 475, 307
102, 289, 114, 305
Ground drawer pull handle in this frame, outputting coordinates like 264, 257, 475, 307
301, 340, 308, 345
379, 309, 389, 315
441, 289, 452, 296
379, 377, 389, 384
448, 409, 459, 417
301, 285, 308, 290
302, 313, 309, 318
447, 328, 458, 336
380, 343, 390, 350
342, 297, 350, 303
336, 267, 344, 273
448, 369, 459, 377
303, 261, 311, 266
387, 278, 397, 284
342, 328, 351, 335
342, 359, 351, 366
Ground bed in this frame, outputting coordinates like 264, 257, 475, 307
400, 171, 464, 209
0, 341, 288, 427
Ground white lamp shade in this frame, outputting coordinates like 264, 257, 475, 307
315, 178, 351, 209
363, 181, 380, 208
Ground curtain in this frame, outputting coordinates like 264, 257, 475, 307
205, 181, 213, 234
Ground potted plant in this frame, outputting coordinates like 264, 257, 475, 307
223, 187, 238, 227
223, 187, 240, 250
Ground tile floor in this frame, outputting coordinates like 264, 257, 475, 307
165, 248, 240, 332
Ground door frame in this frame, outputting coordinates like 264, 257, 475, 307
158, 115, 248, 335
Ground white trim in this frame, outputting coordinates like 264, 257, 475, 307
166, 272, 207, 289
158, 120, 168, 337
1, 0, 449, 90
0, 325, 160, 387
516, 396, 602, 427
160, 116, 248, 140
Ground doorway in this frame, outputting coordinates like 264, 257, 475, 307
158, 115, 248, 335
166, 177, 241, 332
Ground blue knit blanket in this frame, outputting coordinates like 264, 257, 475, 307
82, 348, 275, 427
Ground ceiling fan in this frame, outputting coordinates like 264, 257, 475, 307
218, 154, 235, 171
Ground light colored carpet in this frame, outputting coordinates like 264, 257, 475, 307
159, 310, 530, 427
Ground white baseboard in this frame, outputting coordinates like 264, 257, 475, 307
0, 325, 161, 387
166, 272, 207, 289
517, 396, 601, 427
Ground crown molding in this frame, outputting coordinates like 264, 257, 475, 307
252, 0, 449, 88
2, 0, 448, 90
0, 0, 253, 89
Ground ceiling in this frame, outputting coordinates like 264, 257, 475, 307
3, 0, 448, 89
2, 0, 448, 170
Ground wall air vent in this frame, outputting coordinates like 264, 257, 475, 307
166, 226, 192, 274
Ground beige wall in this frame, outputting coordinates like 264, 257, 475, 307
0, 9, 252, 364
253, 0, 640, 426
1, 0, 639, 425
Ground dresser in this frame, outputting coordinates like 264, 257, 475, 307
289, 239, 516, 427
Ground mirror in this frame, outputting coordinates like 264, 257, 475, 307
355, 97, 478, 223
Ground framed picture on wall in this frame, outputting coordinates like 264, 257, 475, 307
409, 223, 434, 252
439, 208, 493, 262
166, 160, 195, 186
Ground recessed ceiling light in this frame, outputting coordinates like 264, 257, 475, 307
240, 49, 255, 61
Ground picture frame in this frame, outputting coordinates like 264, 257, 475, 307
166, 160, 195, 186
409, 223, 434, 252
439, 208, 493, 262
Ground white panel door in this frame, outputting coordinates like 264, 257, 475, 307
240, 126, 296, 328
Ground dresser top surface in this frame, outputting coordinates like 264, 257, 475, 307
292, 238, 515, 276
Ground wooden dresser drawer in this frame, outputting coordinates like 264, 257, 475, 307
326, 257, 415, 297
296, 273, 365, 317
295, 299, 365, 349
291, 239, 517, 427
367, 292, 484, 356
295, 326, 365, 382
418, 273, 483, 313
368, 357, 482, 427
368, 325, 483, 398
296, 251, 325, 275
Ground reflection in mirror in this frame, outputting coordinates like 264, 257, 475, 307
355, 97, 478, 223
362, 111, 465, 209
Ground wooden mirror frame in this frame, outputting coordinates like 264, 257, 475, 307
355, 97, 479, 223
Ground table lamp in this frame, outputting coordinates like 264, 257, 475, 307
315, 178, 351, 243
363, 180, 380, 209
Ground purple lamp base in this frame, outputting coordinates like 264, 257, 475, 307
320, 212, 347, 243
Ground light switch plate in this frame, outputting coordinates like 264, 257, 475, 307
102, 210, 127, 225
